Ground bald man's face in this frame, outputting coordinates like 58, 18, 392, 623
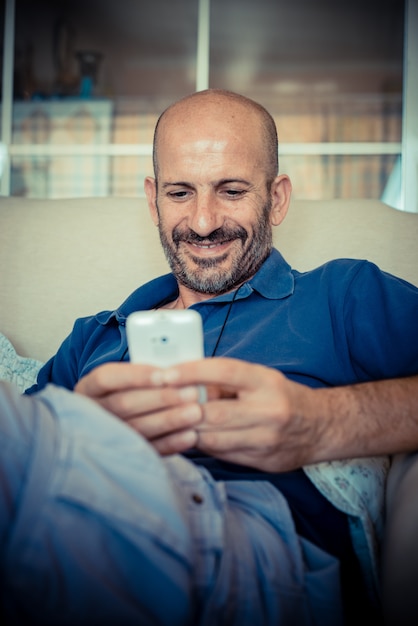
148, 99, 275, 295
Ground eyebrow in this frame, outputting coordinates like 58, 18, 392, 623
217, 178, 251, 187
161, 178, 251, 189
161, 181, 192, 189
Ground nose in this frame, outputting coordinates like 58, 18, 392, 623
188, 191, 224, 236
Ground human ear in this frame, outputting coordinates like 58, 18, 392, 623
270, 174, 292, 226
144, 176, 159, 225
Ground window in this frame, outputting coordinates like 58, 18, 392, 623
0, 0, 410, 204
210, 0, 404, 200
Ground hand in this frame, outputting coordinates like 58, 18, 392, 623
152, 357, 320, 472
74, 362, 204, 454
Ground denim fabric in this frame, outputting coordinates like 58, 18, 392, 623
0, 382, 342, 625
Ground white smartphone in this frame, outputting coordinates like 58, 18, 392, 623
126, 309, 205, 366
126, 309, 207, 401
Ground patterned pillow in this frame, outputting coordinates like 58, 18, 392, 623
0, 333, 43, 393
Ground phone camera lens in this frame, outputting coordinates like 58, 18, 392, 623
161, 336, 168, 343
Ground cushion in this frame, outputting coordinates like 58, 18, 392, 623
0, 333, 43, 393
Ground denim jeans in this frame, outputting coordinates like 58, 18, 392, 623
0, 382, 342, 625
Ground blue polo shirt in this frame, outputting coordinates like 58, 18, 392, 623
26, 249, 418, 595
29, 248, 418, 392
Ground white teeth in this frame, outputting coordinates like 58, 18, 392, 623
193, 243, 221, 249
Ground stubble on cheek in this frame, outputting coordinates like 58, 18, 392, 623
156, 199, 273, 294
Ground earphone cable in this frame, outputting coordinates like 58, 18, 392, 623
210, 286, 240, 357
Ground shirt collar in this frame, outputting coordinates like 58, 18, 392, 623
240, 248, 294, 300
101, 248, 294, 325
207, 248, 295, 304
97, 274, 178, 326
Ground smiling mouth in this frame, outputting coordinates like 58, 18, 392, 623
191, 240, 231, 249
173, 225, 248, 254
180, 239, 235, 266
185, 238, 239, 258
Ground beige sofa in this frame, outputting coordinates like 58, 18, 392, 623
1, 194, 418, 609
1, 195, 417, 364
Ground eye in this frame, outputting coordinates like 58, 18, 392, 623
168, 190, 189, 200
224, 188, 245, 198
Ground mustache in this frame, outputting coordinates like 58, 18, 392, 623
172, 225, 248, 245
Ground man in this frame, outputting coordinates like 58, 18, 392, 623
18, 89, 418, 623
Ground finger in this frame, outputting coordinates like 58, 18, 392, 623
154, 358, 278, 393
195, 423, 293, 473
197, 397, 276, 431
195, 428, 275, 471
97, 385, 200, 421
196, 421, 274, 453
153, 429, 199, 456
76, 362, 159, 397
128, 403, 202, 440
196, 433, 304, 473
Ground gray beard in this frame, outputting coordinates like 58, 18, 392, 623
157, 200, 273, 295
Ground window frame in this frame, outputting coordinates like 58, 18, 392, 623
1, 0, 414, 210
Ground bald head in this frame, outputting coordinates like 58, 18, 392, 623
152, 89, 279, 185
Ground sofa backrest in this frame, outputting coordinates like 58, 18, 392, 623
1, 196, 417, 362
